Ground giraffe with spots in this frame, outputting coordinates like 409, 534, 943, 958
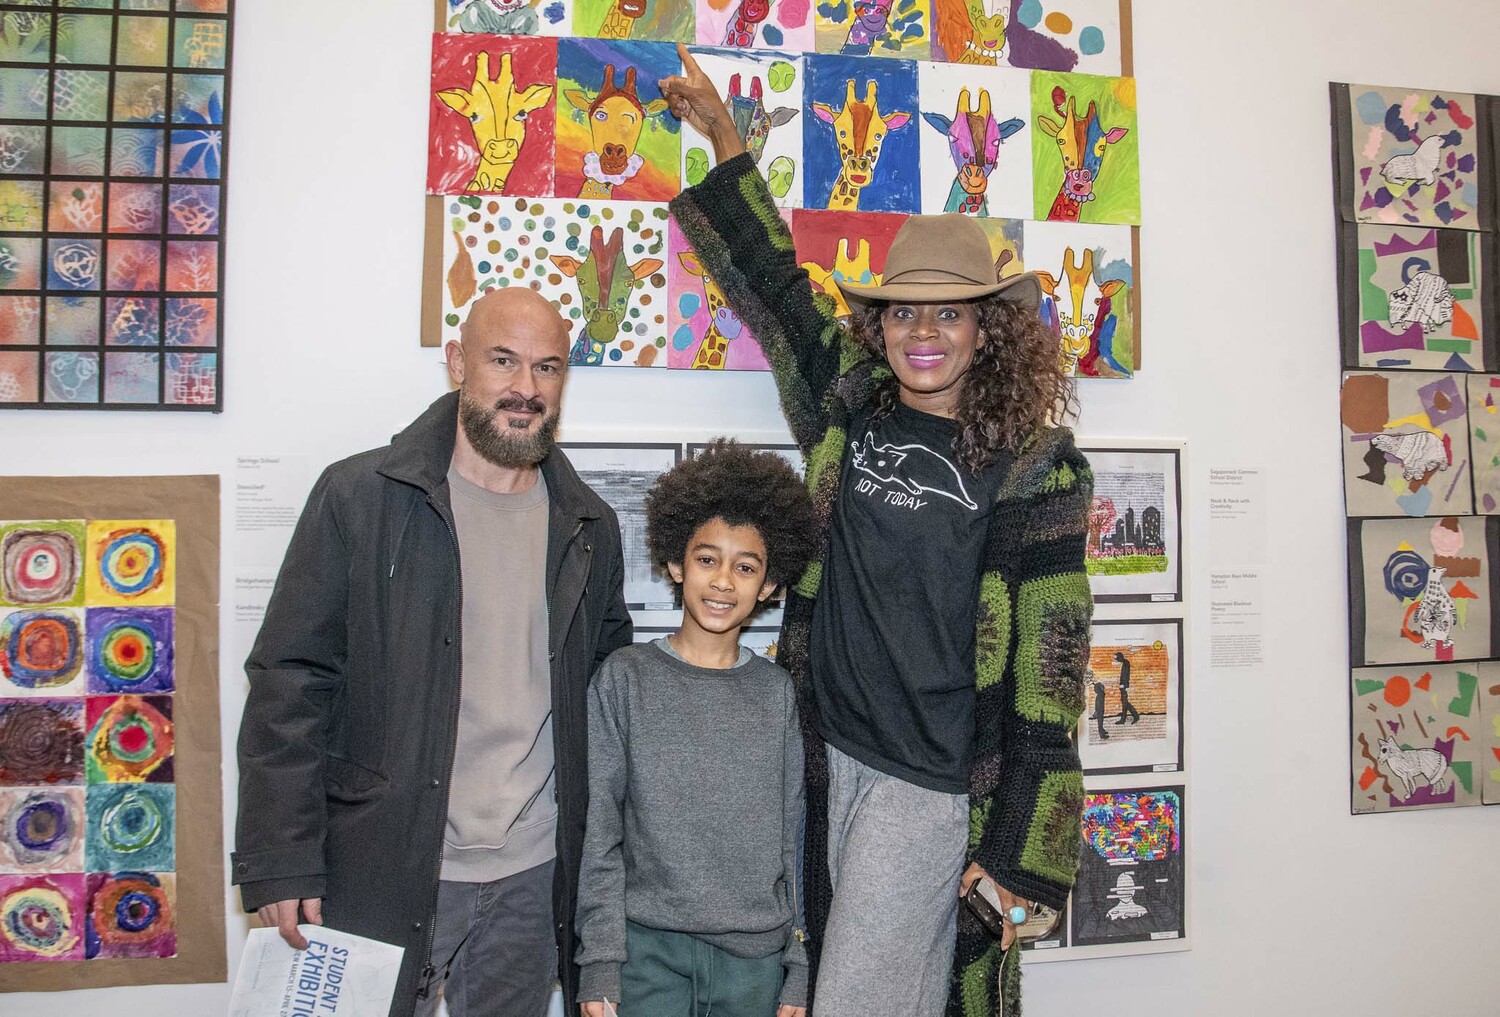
676, 250, 744, 370
550, 226, 663, 366
812, 79, 910, 211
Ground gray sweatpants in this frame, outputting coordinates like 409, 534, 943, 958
813, 744, 969, 1017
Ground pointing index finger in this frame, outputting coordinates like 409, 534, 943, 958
675, 42, 706, 81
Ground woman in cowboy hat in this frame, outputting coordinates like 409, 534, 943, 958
646, 46, 1093, 1017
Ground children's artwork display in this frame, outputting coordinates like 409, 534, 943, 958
677, 48, 804, 203
557, 443, 681, 609
442, 196, 671, 366
916, 61, 1030, 218
1030, 69, 1137, 225
1348, 515, 1497, 667
419, 1, 1147, 383
1350, 663, 1489, 813
1337, 224, 1495, 372
555, 39, 680, 202
803, 54, 919, 212
1080, 445, 1181, 603
0, 2, 234, 410
1333, 83, 1493, 231
1334, 82, 1500, 816
1027, 219, 1134, 377
1340, 371, 1474, 517
428, 34, 559, 196
0, 476, 221, 992
1069, 786, 1184, 948
1081, 619, 1182, 775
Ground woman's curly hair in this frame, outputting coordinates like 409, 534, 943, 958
645, 439, 818, 592
850, 295, 1078, 473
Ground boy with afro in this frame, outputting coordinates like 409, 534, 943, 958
575, 440, 819, 1017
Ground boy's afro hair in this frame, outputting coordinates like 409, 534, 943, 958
644, 438, 818, 592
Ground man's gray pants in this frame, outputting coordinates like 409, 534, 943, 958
813, 744, 969, 1017
414, 859, 557, 1017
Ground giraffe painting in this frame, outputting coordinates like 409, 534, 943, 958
436, 51, 553, 194
1036, 86, 1128, 222
564, 64, 668, 200
676, 250, 745, 370
932, 0, 1005, 64
725, 74, 797, 165
920, 86, 1022, 215
1028, 221, 1134, 377
550, 226, 663, 366
596, 0, 648, 39
811, 79, 910, 211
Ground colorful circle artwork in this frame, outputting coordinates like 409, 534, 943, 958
87, 696, 173, 783
85, 872, 175, 958
1, 528, 82, 605
2, 791, 82, 869
0, 877, 83, 961
86, 607, 174, 693
85, 785, 174, 871
0, 610, 83, 690
0, 700, 85, 785
96, 528, 166, 599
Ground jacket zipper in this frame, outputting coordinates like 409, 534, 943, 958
417, 499, 464, 998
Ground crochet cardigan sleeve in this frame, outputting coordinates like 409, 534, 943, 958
973, 430, 1093, 910
669, 154, 863, 454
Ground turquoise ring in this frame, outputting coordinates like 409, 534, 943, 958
1006, 905, 1028, 925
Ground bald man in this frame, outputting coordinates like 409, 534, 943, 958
233, 289, 633, 1017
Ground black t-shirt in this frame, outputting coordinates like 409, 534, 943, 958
809, 402, 1009, 793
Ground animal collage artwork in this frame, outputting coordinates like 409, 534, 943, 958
1332, 83, 1500, 813
423, 0, 1143, 379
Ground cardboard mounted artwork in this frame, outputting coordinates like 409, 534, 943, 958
0, 476, 223, 992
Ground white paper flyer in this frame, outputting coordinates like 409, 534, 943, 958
230, 926, 404, 1017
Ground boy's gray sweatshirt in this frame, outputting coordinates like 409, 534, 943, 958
574, 640, 807, 1007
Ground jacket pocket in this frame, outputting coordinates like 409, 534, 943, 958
325, 755, 389, 804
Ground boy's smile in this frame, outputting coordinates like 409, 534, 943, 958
667, 516, 777, 651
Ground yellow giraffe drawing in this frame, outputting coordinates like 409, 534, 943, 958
598, 0, 648, 39
677, 251, 744, 369
802, 236, 881, 319
436, 51, 553, 193
565, 64, 667, 200
811, 80, 911, 211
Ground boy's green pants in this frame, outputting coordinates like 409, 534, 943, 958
621, 920, 785, 1016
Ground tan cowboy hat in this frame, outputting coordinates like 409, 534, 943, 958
836, 213, 1042, 311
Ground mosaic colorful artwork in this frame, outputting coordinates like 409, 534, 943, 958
0, 1, 232, 410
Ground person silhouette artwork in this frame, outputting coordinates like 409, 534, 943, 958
1091, 676, 1110, 741
1114, 651, 1140, 725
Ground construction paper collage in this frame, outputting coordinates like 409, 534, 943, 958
0, 0, 234, 411
1331, 83, 1500, 812
423, 0, 1143, 379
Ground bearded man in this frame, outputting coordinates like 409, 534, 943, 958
233, 287, 632, 1017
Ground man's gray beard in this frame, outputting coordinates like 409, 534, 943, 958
458, 393, 559, 469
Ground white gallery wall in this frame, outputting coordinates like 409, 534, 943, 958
5, 0, 1498, 1013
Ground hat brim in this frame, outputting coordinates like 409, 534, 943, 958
837, 272, 1043, 314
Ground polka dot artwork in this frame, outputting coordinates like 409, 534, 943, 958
0, 517, 180, 965
442, 197, 671, 367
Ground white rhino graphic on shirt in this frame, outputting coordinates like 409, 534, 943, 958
850, 433, 978, 510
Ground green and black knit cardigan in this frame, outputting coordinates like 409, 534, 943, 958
670, 154, 1093, 1017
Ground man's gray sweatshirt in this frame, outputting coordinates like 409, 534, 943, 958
574, 639, 808, 1007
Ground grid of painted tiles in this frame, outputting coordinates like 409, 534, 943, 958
0, 519, 179, 961
0, 0, 231, 409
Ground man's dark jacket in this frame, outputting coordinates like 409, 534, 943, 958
231, 391, 633, 1015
